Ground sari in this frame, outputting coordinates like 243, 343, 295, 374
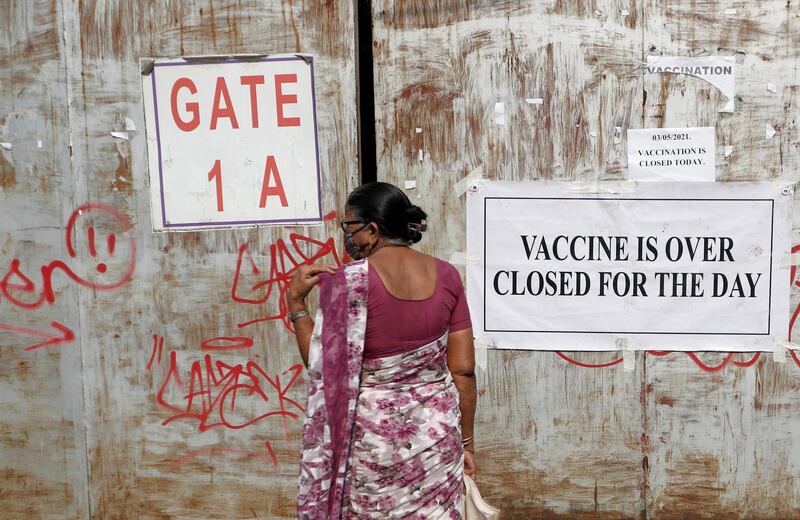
297, 260, 464, 519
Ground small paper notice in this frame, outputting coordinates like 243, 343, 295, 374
627, 127, 715, 182
647, 55, 736, 112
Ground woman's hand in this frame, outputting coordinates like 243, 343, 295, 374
464, 450, 477, 480
287, 264, 338, 307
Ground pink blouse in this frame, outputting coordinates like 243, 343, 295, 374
363, 258, 472, 359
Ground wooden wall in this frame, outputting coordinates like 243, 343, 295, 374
371, 1, 800, 519
1, 1, 357, 518
1, 0, 799, 519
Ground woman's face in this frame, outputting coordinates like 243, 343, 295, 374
342, 207, 376, 259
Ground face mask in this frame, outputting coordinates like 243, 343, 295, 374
343, 222, 370, 260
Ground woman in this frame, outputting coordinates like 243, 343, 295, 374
288, 182, 477, 519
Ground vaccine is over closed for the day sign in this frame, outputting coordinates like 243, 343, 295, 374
466, 181, 791, 352
142, 55, 322, 230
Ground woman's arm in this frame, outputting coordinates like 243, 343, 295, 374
287, 264, 337, 367
447, 327, 477, 478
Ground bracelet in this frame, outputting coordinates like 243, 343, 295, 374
288, 309, 310, 323
461, 436, 473, 446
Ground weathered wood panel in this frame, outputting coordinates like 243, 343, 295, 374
2, 0, 357, 518
0, 1, 89, 518
372, 0, 800, 518
642, 2, 800, 518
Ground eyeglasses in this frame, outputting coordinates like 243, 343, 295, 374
340, 220, 368, 233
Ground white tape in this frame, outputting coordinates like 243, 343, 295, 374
767, 83, 777, 93
623, 350, 635, 371
773, 344, 787, 363
779, 252, 800, 268
404, 179, 417, 190
617, 339, 635, 371
0, 142, 11, 150
37, 140, 42, 149
568, 180, 638, 194
448, 251, 480, 266
766, 124, 776, 140
473, 335, 493, 372
111, 131, 129, 140
453, 165, 485, 197
724, 7, 737, 14
418, 149, 423, 162
620, 9, 630, 16
724, 145, 733, 157
415, 127, 422, 133
525, 98, 543, 105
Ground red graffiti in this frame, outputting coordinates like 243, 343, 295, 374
147, 335, 304, 433
231, 221, 346, 331
0, 203, 136, 351
556, 244, 800, 370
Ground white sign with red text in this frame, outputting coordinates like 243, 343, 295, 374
142, 55, 322, 230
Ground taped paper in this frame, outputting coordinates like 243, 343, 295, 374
627, 127, 715, 182
125, 117, 136, 131
111, 131, 129, 140
568, 180, 638, 194
0, 142, 11, 150
724, 145, 733, 158
766, 125, 776, 140
453, 165, 485, 197
525, 98, 543, 105
647, 55, 736, 112
493, 102, 505, 126
404, 179, 417, 190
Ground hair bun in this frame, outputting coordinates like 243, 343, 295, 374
404, 205, 428, 243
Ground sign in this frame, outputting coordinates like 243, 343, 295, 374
627, 127, 715, 182
142, 55, 322, 230
466, 181, 791, 351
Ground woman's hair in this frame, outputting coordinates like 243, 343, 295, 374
346, 182, 428, 244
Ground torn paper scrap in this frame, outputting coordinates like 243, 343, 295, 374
125, 117, 136, 131
111, 131, 129, 140
766, 124, 776, 139
37, 140, 42, 148
647, 55, 736, 112
724, 8, 737, 14
767, 83, 777, 93
418, 149, 423, 162
525, 98, 543, 105
493, 102, 505, 126
404, 180, 417, 190
724, 145, 733, 157
415, 127, 422, 133
0, 142, 11, 150
620, 9, 630, 16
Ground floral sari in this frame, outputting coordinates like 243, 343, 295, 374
297, 260, 463, 519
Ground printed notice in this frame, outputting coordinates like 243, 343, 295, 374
647, 56, 735, 113
465, 181, 791, 352
627, 127, 715, 182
